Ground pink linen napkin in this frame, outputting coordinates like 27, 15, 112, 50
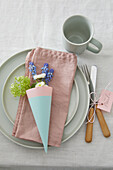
12, 47, 77, 147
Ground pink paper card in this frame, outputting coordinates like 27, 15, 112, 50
97, 89, 113, 112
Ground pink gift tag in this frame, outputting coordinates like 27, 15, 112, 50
97, 89, 113, 112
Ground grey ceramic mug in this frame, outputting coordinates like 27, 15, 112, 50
62, 15, 102, 54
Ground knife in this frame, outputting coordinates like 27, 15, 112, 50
90, 66, 110, 138
85, 65, 97, 143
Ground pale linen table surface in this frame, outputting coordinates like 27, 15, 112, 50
0, 0, 113, 170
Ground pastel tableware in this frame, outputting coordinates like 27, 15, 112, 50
0, 49, 89, 149
62, 15, 102, 54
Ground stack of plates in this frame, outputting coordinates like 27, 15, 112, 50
0, 49, 89, 149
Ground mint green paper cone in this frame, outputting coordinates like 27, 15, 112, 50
26, 86, 53, 152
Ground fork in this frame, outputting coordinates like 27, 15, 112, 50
80, 65, 94, 142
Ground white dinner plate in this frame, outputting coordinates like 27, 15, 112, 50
0, 49, 89, 149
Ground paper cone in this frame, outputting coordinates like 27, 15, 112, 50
26, 86, 52, 152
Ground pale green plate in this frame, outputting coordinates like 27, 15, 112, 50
0, 49, 89, 149
2, 63, 79, 127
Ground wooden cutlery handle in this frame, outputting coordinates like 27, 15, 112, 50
85, 108, 94, 143
96, 105, 110, 137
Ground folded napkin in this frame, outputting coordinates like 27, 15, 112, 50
12, 47, 77, 147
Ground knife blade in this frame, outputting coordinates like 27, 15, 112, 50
85, 65, 97, 143
90, 65, 97, 93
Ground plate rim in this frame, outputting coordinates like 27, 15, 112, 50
0, 48, 89, 149
65, 79, 79, 126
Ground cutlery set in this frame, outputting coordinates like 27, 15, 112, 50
80, 65, 110, 142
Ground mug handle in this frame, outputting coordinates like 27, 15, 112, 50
87, 38, 102, 53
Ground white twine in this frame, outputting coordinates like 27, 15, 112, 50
86, 81, 113, 124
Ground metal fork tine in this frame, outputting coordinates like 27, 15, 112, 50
85, 65, 90, 81
80, 65, 90, 84
83, 65, 88, 81
84, 65, 89, 82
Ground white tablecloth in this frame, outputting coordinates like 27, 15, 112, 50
0, 0, 113, 169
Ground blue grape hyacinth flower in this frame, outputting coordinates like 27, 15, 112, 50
41, 63, 49, 74
47, 69, 54, 80
41, 63, 54, 85
29, 62, 37, 75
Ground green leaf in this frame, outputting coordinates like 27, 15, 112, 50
31, 83, 37, 88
